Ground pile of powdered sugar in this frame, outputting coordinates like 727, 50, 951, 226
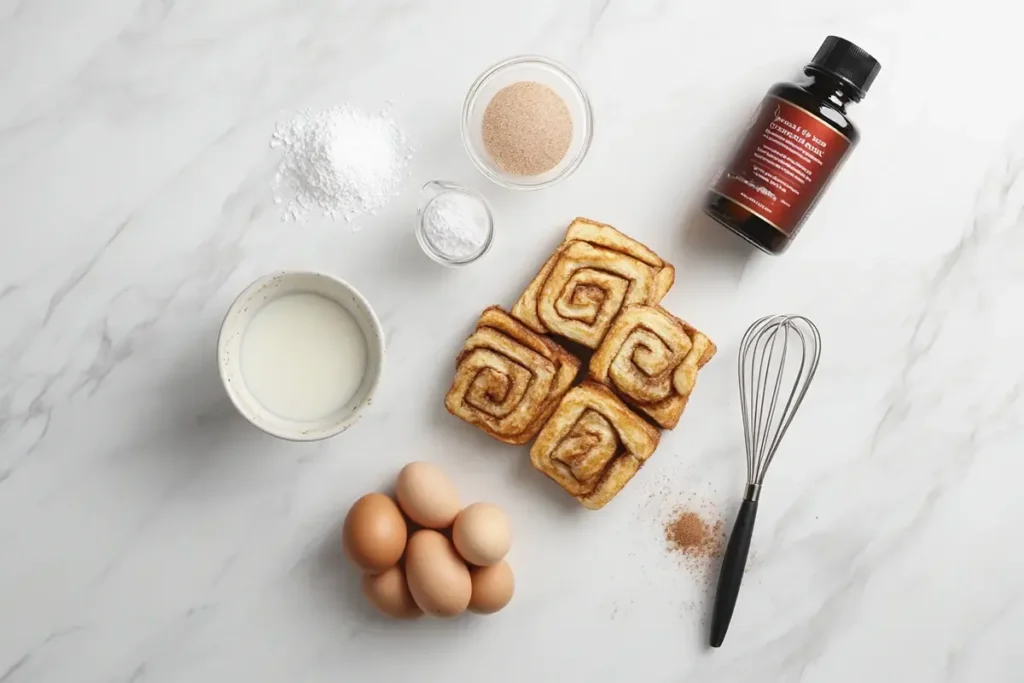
271, 104, 412, 222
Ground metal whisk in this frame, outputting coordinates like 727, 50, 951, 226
710, 315, 821, 648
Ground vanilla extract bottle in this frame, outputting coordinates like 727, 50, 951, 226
704, 36, 880, 254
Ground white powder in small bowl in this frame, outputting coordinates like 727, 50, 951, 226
419, 190, 492, 263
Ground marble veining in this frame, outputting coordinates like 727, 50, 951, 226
2, 1, 1024, 681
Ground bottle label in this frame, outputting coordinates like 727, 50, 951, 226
710, 96, 852, 235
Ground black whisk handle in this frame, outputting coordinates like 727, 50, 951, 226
709, 498, 758, 648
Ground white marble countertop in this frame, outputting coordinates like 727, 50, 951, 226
3, 1, 1024, 681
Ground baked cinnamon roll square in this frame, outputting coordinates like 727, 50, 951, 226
590, 306, 716, 429
445, 307, 581, 445
530, 381, 660, 510
512, 218, 676, 349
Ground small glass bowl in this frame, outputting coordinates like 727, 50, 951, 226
462, 55, 593, 190
415, 181, 494, 267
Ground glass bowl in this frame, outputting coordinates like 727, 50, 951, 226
461, 55, 593, 190
415, 181, 494, 267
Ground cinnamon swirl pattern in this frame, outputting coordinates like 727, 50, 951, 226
512, 218, 676, 349
530, 381, 660, 510
590, 306, 716, 429
445, 307, 581, 445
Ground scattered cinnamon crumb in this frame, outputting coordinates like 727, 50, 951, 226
664, 508, 725, 575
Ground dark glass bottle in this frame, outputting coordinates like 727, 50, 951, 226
704, 36, 880, 254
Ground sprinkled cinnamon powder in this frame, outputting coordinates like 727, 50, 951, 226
664, 509, 725, 571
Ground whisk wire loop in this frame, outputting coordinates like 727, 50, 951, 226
738, 315, 821, 488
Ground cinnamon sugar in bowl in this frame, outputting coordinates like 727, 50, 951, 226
462, 55, 593, 190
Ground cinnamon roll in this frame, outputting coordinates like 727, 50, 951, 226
590, 306, 715, 429
445, 307, 580, 445
530, 381, 660, 510
512, 218, 676, 349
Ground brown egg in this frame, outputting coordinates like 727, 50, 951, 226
469, 561, 515, 614
361, 565, 422, 619
452, 502, 511, 566
395, 462, 461, 529
342, 493, 407, 574
404, 529, 472, 617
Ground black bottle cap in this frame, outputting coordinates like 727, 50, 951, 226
809, 36, 881, 98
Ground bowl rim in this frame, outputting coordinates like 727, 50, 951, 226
217, 270, 385, 442
461, 54, 593, 191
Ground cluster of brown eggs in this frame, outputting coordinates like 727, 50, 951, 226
343, 462, 514, 619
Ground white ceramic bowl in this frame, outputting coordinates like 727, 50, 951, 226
218, 272, 385, 441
